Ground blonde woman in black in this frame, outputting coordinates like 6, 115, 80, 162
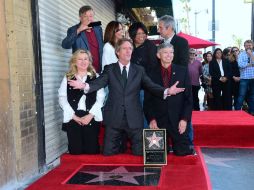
58, 49, 105, 154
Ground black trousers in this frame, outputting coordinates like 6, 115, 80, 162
192, 85, 200, 111
103, 113, 143, 156
212, 81, 232, 110
158, 116, 192, 156
65, 119, 100, 155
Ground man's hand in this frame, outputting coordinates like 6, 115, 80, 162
178, 120, 187, 134
246, 49, 253, 56
149, 119, 159, 129
167, 81, 185, 96
77, 24, 92, 34
68, 79, 86, 89
81, 114, 94, 126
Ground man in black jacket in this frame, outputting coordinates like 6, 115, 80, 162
157, 15, 189, 66
158, 15, 194, 146
144, 43, 195, 156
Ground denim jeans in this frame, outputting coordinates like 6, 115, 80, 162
235, 79, 254, 114
140, 90, 149, 128
188, 121, 194, 145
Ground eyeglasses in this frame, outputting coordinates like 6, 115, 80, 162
232, 49, 239, 53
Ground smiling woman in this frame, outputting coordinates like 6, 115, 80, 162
128, 22, 158, 72
58, 49, 105, 155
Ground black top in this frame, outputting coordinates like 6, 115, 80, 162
67, 75, 97, 112
230, 60, 240, 77
131, 39, 158, 72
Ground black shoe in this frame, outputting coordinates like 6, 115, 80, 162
173, 147, 197, 156
167, 145, 173, 153
190, 148, 197, 156
188, 145, 197, 156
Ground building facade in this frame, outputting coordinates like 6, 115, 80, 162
0, 0, 116, 189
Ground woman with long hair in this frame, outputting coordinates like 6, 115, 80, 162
102, 21, 123, 70
202, 51, 213, 109
229, 47, 240, 109
58, 49, 105, 154
209, 48, 232, 110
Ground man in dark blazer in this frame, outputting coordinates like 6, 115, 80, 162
62, 5, 103, 73
144, 43, 194, 156
157, 15, 189, 67
158, 15, 194, 145
68, 38, 185, 156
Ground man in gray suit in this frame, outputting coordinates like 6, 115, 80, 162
68, 38, 185, 156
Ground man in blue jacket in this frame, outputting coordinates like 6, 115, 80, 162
62, 5, 103, 73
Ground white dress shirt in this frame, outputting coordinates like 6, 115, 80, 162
58, 74, 105, 123
164, 33, 175, 44
118, 61, 130, 77
217, 59, 224, 76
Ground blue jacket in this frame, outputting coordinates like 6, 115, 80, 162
62, 23, 104, 71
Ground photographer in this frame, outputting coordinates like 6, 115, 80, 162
235, 40, 254, 115
62, 5, 103, 73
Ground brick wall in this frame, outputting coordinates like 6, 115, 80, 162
0, 0, 38, 187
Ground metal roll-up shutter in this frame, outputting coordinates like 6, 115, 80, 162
38, 0, 115, 164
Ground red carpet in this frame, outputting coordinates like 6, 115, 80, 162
192, 111, 254, 147
27, 147, 209, 190
27, 111, 254, 189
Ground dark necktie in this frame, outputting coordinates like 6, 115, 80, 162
122, 66, 127, 87
163, 69, 169, 88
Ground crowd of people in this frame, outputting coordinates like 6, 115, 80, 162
200, 42, 254, 114
58, 5, 254, 157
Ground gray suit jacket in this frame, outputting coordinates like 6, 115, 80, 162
88, 62, 165, 129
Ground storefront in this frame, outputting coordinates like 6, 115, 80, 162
37, 0, 116, 165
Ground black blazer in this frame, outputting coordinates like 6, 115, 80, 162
144, 64, 193, 128
131, 39, 159, 72
87, 62, 165, 129
170, 35, 189, 67
209, 59, 232, 86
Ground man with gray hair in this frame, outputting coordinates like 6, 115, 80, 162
144, 43, 195, 156
158, 15, 193, 146
158, 15, 189, 66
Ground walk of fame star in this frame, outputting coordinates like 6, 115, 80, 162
146, 132, 163, 148
81, 166, 157, 185
203, 154, 238, 168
